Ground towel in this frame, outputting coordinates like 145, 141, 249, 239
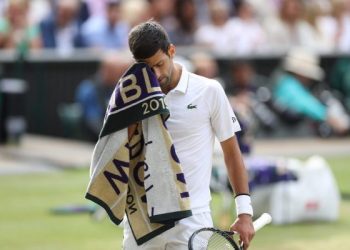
85, 63, 192, 245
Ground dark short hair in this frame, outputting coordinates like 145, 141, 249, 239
128, 20, 171, 60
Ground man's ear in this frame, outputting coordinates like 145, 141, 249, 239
168, 44, 176, 58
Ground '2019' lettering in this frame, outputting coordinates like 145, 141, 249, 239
142, 98, 166, 115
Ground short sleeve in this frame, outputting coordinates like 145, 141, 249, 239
209, 80, 241, 142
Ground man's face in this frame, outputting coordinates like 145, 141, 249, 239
141, 45, 175, 93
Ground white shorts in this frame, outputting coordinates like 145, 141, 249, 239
122, 212, 213, 250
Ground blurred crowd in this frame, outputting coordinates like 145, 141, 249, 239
1, 0, 350, 142
0, 0, 350, 55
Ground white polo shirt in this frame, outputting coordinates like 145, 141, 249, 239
164, 65, 241, 214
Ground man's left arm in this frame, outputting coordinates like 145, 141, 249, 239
220, 136, 255, 250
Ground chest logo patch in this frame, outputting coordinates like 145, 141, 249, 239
187, 103, 197, 109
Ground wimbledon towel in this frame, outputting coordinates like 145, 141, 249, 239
85, 63, 192, 245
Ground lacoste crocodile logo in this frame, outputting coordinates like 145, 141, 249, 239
187, 104, 197, 109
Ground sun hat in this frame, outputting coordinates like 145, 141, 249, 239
283, 47, 324, 81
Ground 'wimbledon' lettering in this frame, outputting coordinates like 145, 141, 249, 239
103, 159, 129, 195
118, 67, 161, 105
142, 67, 161, 93
127, 187, 137, 214
120, 74, 141, 103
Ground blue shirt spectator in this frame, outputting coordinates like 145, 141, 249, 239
81, 0, 129, 49
273, 47, 350, 135
75, 53, 131, 141
75, 77, 110, 138
274, 74, 327, 121
40, 0, 85, 53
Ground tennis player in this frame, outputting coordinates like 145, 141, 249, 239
124, 20, 255, 250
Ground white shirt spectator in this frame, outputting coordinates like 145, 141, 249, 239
263, 15, 317, 53
226, 17, 267, 55
315, 13, 350, 53
248, 0, 282, 20
336, 14, 350, 52
56, 22, 77, 56
194, 0, 235, 55
194, 22, 233, 55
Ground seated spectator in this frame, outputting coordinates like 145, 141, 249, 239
226, 60, 269, 97
330, 57, 350, 114
263, 0, 318, 53
189, 52, 221, 81
168, 0, 197, 46
147, 0, 176, 32
272, 47, 350, 136
327, 0, 350, 53
192, 0, 213, 25
28, 0, 52, 25
245, 0, 281, 19
81, 0, 129, 50
226, 61, 278, 150
0, 0, 41, 50
120, 0, 152, 27
75, 52, 132, 141
40, 0, 85, 55
303, 2, 335, 53
226, 0, 267, 55
84, 0, 109, 18
303, 0, 350, 54
194, 0, 233, 55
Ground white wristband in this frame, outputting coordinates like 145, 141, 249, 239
235, 194, 253, 216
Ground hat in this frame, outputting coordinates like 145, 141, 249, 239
283, 47, 324, 81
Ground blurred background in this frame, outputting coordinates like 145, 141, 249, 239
0, 0, 350, 249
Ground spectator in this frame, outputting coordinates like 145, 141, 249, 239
147, 0, 176, 32
84, 0, 109, 18
226, 0, 267, 55
189, 51, 227, 93
168, 0, 197, 46
226, 61, 278, 150
0, 0, 41, 50
245, 0, 281, 19
121, 0, 152, 27
194, 0, 233, 55
190, 52, 220, 80
226, 60, 261, 96
40, 0, 85, 55
227, 61, 259, 154
303, 2, 336, 53
0, 1, 8, 16
28, 0, 51, 25
75, 52, 132, 141
263, 0, 317, 53
81, 0, 129, 50
192, 0, 210, 25
272, 47, 350, 136
330, 58, 350, 113
328, 0, 350, 52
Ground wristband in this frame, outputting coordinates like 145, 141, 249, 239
235, 194, 253, 216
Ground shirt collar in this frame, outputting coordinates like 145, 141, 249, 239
171, 64, 188, 94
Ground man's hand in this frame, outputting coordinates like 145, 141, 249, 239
230, 214, 255, 250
